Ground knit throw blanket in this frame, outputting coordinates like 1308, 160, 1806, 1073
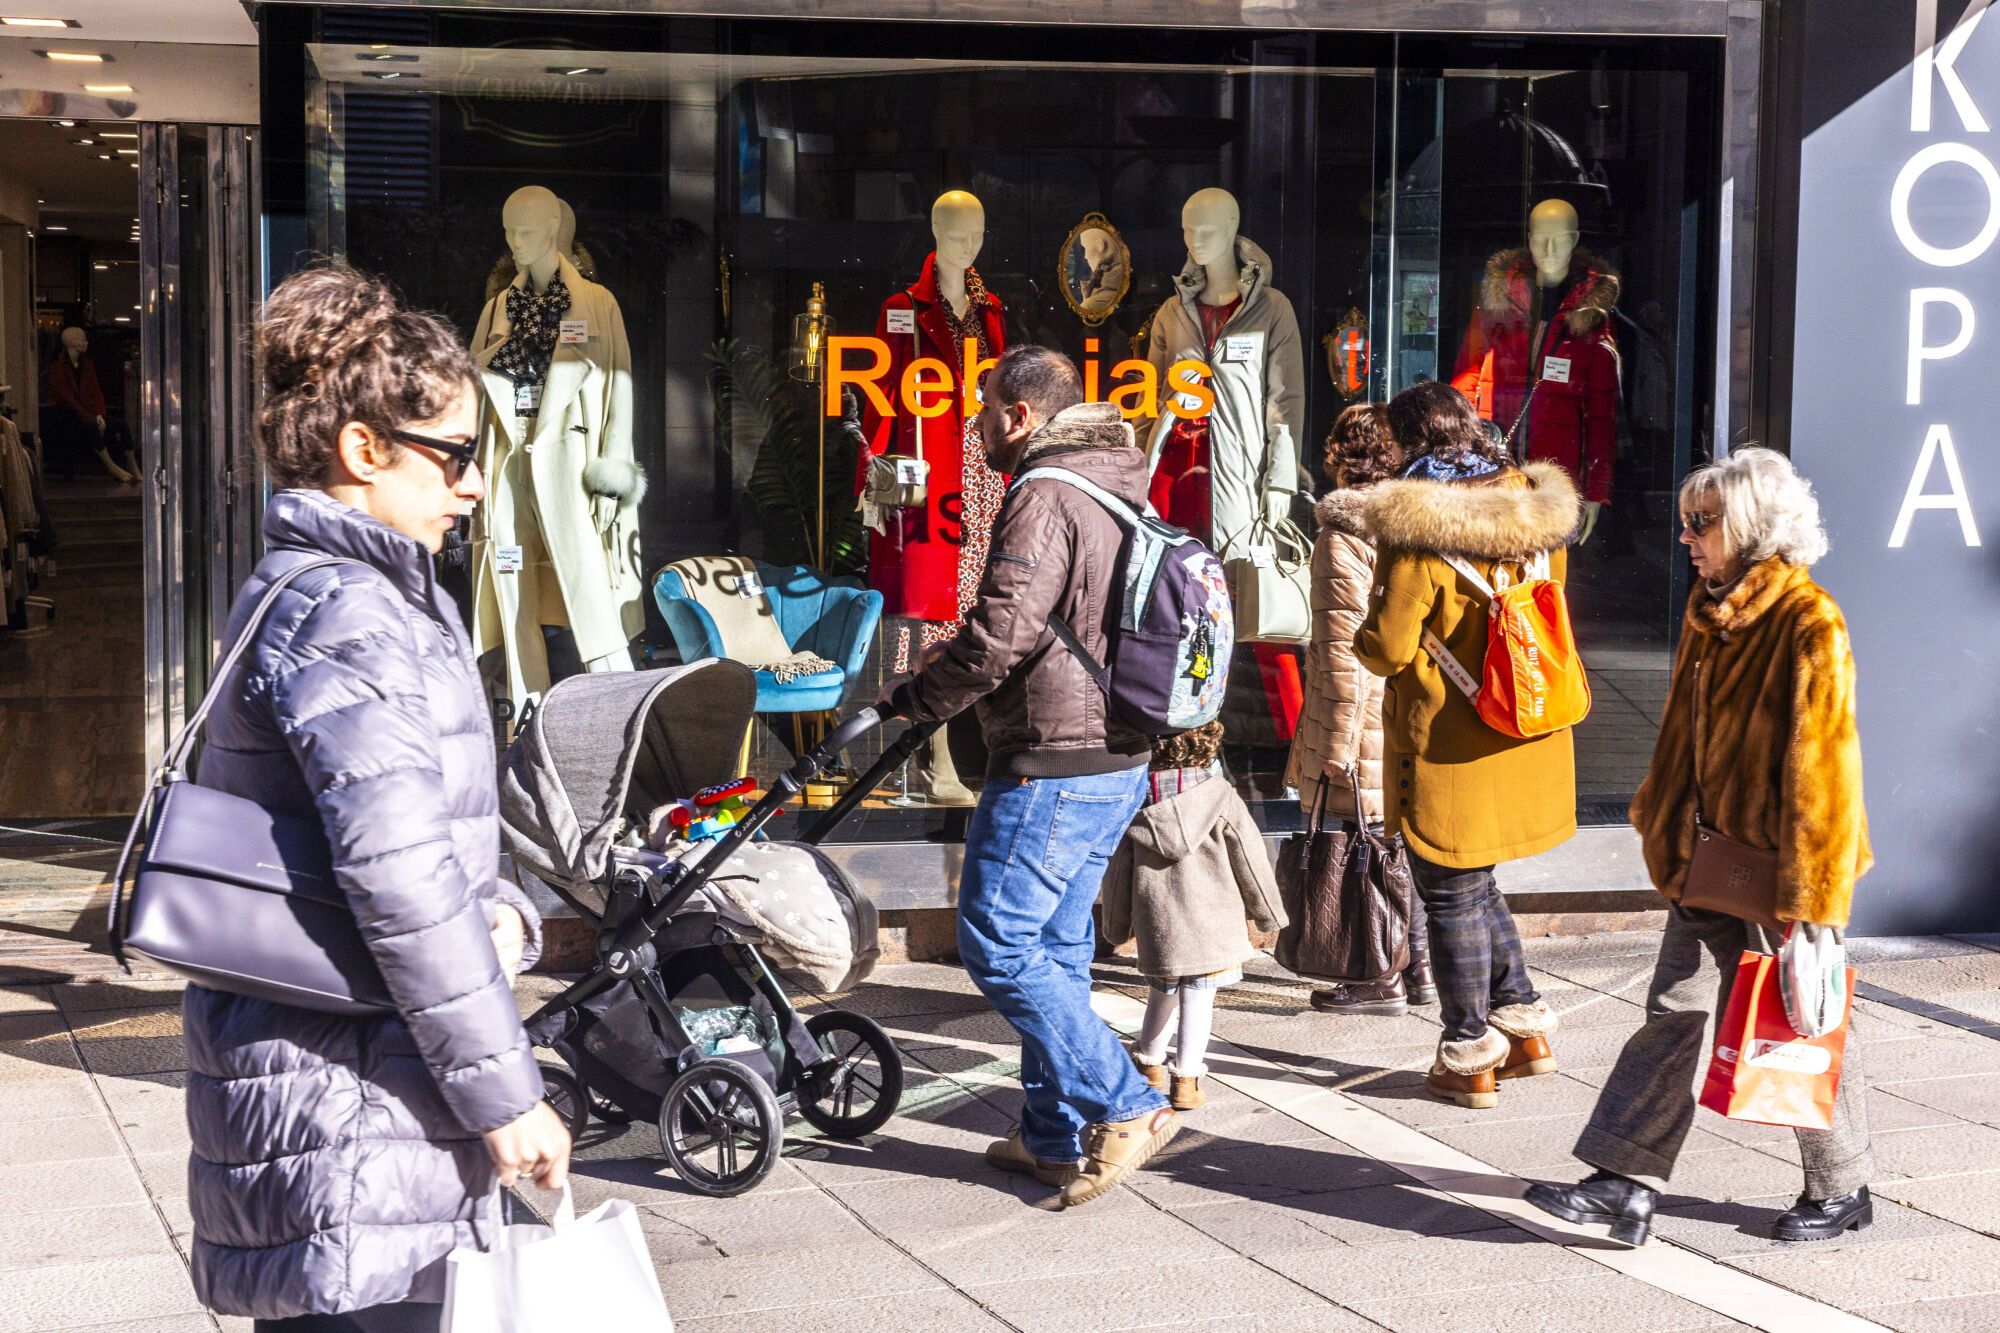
490, 274, 571, 387
667, 555, 837, 684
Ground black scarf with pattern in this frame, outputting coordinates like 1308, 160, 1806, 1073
490, 274, 571, 387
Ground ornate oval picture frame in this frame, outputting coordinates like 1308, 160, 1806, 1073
1058, 212, 1132, 327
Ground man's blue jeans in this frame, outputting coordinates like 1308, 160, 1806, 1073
956, 765, 1166, 1163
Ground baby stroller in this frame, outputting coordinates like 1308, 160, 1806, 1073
498, 660, 937, 1197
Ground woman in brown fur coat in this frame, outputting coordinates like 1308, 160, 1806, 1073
1529, 447, 1876, 1248
1284, 404, 1436, 1016
1355, 381, 1578, 1109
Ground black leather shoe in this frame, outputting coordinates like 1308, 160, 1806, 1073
1526, 1170, 1658, 1246
1772, 1186, 1873, 1242
1311, 977, 1408, 1015
1404, 955, 1438, 1006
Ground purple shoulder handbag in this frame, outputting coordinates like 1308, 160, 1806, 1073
108, 559, 395, 1015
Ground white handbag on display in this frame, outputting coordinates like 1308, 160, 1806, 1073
442, 1184, 673, 1333
1225, 516, 1313, 644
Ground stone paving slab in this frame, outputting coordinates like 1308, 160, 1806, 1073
0, 931, 1996, 1331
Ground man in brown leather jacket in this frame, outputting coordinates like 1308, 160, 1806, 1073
886, 345, 1178, 1207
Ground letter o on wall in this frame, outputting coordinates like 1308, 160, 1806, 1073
1892, 142, 2000, 267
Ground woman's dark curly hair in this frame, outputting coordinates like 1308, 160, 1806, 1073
254, 263, 477, 489
1152, 719, 1224, 771
1385, 379, 1507, 471
1324, 403, 1397, 488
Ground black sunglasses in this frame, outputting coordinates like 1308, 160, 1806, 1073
1681, 510, 1720, 536
393, 429, 479, 485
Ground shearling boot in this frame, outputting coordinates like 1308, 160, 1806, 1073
1489, 1000, 1560, 1081
1427, 1027, 1509, 1108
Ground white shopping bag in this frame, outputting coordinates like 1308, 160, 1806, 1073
1779, 922, 1848, 1039
442, 1184, 672, 1332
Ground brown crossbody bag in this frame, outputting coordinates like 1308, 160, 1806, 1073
1678, 657, 1783, 929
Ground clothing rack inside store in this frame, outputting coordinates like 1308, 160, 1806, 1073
0, 388, 56, 631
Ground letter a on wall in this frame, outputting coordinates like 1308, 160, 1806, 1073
1889, 423, 1982, 547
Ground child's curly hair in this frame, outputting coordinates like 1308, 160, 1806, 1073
1151, 719, 1224, 771
1324, 402, 1397, 488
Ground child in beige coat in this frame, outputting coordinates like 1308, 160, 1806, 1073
1101, 721, 1287, 1109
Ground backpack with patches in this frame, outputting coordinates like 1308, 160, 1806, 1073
1015, 466, 1233, 736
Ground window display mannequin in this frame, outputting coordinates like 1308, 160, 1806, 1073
1142, 187, 1305, 559
1450, 198, 1619, 542
854, 189, 1007, 803
471, 184, 644, 722
44, 327, 135, 485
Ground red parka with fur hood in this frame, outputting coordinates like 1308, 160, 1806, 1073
1451, 249, 1620, 504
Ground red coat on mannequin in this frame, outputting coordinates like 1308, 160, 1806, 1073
1450, 248, 1620, 505
856, 252, 1008, 624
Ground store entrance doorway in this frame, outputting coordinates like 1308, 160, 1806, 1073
0, 117, 257, 822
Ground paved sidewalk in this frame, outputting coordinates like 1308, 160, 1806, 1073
0, 913, 1998, 1330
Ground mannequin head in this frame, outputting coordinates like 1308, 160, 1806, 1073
1181, 188, 1241, 270
501, 186, 563, 283
1527, 198, 1581, 286
930, 190, 985, 275
60, 326, 86, 357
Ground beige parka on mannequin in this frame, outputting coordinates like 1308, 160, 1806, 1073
1141, 235, 1307, 561
471, 253, 645, 710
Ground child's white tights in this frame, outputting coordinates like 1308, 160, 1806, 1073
1132, 985, 1218, 1078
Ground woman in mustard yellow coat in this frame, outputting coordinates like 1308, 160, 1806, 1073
1529, 447, 1875, 1249
1353, 382, 1581, 1109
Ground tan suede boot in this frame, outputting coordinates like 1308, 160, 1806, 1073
1427, 1028, 1509, 1109
1131, 1050, 1168, 1094
984, 1130, 1081, 1187
1060, 1107, 1179, 1208
1169, 1073, 1204, 1110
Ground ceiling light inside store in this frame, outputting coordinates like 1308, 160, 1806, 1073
85, 83, 131, 93
54, 119, 72, 127
72, 137, 92, 144
91, 262, 104, 269
99, 131, 135, 140
115, 148, 133, 156
43, 224, 65, 230
37, 50, 105, 62
2, 17, 79, 27
548, 66, 606, 76
356, 52, 417, 63
362, 71, 416, 80
113, 316, 129, 323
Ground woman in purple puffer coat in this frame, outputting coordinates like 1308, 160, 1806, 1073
185, 265, 571, 1332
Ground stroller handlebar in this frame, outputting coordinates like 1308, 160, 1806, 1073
790, 707, 888, 786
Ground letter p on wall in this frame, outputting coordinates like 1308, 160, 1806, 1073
1907, 288, 1975, 403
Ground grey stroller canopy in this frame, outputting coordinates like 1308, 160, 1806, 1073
499, 660, 753, 920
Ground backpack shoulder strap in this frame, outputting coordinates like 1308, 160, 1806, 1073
1013, 466, 1142, 528
1436, 551, 1496, 601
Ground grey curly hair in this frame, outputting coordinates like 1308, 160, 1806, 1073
1679, 446, 1830, 568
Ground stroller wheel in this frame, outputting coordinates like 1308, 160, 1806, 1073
539, 1063, 590, 1138
658, 1058, 784, 1197
798, 1010, 904, 1140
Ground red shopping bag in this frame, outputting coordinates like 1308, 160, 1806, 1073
1699, 950, 1852, 1130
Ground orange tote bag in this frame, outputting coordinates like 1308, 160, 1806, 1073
1699, 950, 1852, 1131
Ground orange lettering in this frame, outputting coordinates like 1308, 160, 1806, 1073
901, 357, 955, 419
1084, 338, 1102, 401
1108, 360, 1158, 420
827, 336, 893, 418
961, 337, 998, 419
1165, 359, 1215, 421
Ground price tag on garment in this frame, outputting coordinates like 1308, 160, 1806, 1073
885, 307, 916, 335
1175, 391, 1206, 414
494, 545, 524, 573
1248, 545, 1277, 569
1221, 334, 1261, 363
558, 318, 589, 345
513, 381, 542, 415
729, 569, 765, 598
895, 457, 925, 485
1540, 355, 1572, 384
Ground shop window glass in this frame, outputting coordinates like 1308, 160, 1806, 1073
302, 26, 1715, 840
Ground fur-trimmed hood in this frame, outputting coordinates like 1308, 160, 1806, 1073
1020, 400, 1136, 459
1312, 485, 1374, 538
1482, 247, 1620, 336
1173, 234, 1278, 314
1359, 460, 1582, 561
